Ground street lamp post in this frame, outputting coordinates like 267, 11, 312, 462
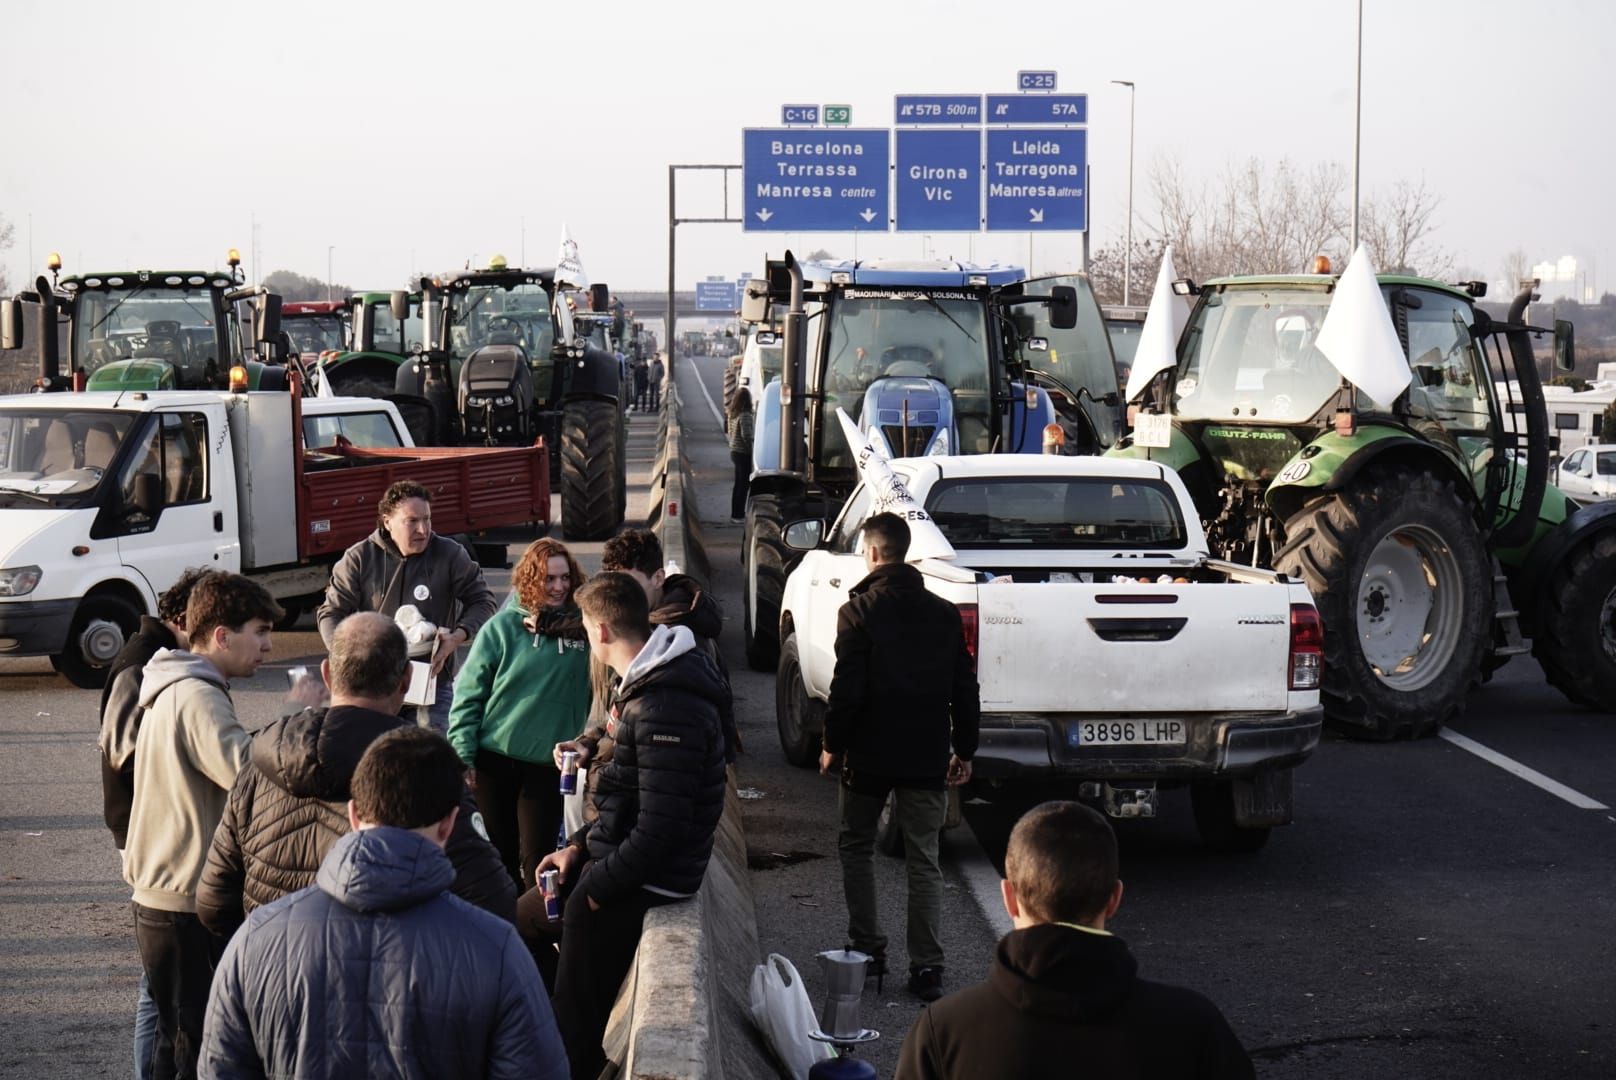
1351, 0, 1363, 251
327, 246, 335, 302
1111, 80, 1136, 305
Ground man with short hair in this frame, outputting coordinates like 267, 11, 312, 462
199, 728, 566, 1079
821, 511, 979, 1003
539, 572, 727, 1079
197, 612, 514, 937
895, 801, 1254, 1079
99, 566, 209, 1080
125, 571, 281, 1079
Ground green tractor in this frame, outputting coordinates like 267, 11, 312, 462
392, 260, 626, 539
0, 250, 290, 393
312, 291, 425, 399
1113, 268, 1614, 738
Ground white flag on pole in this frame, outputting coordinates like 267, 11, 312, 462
1123, 244, 1191, 403
835, 408, 956, 562
554, 224, 589, 291
1314, 243, 1411, 409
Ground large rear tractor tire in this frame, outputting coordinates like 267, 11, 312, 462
1534, 530, 1616, 711
744, 493, 788, 671
1273, 465, 1491, 740
774, 632, 822, 767
560, 400, 623, 541
54, 595, 141, 690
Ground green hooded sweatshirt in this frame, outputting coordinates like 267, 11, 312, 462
447, 604, 592, 767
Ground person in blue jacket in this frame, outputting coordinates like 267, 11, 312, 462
199, 727, 566, 1080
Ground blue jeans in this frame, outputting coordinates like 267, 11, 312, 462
134, 970, 167, 1080
419, 669, 455, 734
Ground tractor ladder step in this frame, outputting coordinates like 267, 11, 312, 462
1489, 561, 1528, 656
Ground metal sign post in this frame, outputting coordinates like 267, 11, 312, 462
667, 164, 743, 379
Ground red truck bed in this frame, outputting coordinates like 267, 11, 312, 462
298, 441, 551, 559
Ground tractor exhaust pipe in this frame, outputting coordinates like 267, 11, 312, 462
1492, 280, 1548, 550
34, 276, 61, 391
779, 252, 807, 476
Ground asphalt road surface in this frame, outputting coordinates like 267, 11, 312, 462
672, 348, 1616, 1080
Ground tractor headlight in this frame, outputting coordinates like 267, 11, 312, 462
927, 428, 951, 456
467, 395, 487, 407
0, 566, 43, 596
496, 395, 514, 406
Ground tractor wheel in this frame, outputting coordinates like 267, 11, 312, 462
744, 493, 788, 671
1190, 780, 1272, 854
54, 595, 140, 690
1534, 530, 1616, 711
1273, 464, 1491, 740
774, 632, 822, 768
560, 400, 622, 541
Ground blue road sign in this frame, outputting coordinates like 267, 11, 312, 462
781, 104, 819, 126
985, 94, 1088, 125
895, 94, 983, 125
1017, 71, 1058, 91
743, 128, 890, 232
895, 129, 981, 232
695, 280, 739, 311
985, 128, 1087, 231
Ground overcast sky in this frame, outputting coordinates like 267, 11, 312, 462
3, 0, 1610, 298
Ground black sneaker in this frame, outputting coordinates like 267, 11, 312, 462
908, 965, 944, 1002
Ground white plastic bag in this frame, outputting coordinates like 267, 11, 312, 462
749, 953, 833, 1078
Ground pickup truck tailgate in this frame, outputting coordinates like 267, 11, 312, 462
975, 582, 1294, 712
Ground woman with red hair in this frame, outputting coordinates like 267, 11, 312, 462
448, 538, 591, 892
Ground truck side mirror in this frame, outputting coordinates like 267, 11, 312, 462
740, 279, 770, 325
133, 472, 163, 519
590, 283, 610, 312
1048, 285, 1078, 331
1554, 319, 1575, 372
783, 518, 825, 551
254, 294, 282, 345
389, 290, 411, 322
0, 299, 21, 350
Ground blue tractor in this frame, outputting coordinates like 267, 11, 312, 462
741, 253, 1121, 669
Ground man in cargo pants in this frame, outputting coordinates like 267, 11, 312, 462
820, 512, 979, 1002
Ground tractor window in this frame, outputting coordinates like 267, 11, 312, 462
369, 302, 422, 356
286, 315, 346, 355
1404, 292, 1491, 436
74, 286, 225, 382
1173, 288, 1338, 423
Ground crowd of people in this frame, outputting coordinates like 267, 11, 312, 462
99, 479, 1252, 1079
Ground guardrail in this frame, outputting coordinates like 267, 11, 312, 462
606, 360, 775, 1079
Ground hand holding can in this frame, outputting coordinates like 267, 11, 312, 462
539, 869, 561, 921
559, 750, 580, 795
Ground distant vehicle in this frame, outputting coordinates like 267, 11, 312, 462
776, 453, 1322, 852
738, 328, 782, 400
281, 301, 351, 367
1556, 444, 1616, 500
1102, 304, 1146, 388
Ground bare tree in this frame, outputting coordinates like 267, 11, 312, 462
1500, 247, 1532, 290
1088, 237, 1165, 307
0, 213, 14, 296
1360, 179, 1450, 277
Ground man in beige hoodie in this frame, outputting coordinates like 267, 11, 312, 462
124, 571, 280, 1080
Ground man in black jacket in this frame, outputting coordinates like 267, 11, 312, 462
821, 512, 979, 1002
98, 566, 210, 1080
196, 612, 514, 936
895, 801, 1254, 1079
538, 573, 727, 1080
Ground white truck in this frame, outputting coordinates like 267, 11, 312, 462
775, 454, 1324, 851
0, 386, 550, 688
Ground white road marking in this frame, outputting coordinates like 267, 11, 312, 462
942, 823, 1013, 938
1440, 729, 1609, 810
683, 354, 725, 428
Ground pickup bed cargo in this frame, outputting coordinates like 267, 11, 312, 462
776, 454, 1323, 851
0, 388, 548, 688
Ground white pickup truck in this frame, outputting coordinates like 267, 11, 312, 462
775, 454, 1324, 851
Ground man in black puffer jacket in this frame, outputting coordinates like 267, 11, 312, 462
196, 613, 514, 936
538, 573, 727, 1080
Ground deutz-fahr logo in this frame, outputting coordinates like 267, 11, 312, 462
1204, 428, 1290, 440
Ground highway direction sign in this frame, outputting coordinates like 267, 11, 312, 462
895, 129, 981, 232
823, 105, 852, 125
1017, 71, 1058, 91
985, 93, 1088, 124
985, 128, 1086, 231
895, 94, 983, 125
781, 104, 819, 126
742, 128, 890, 232
695, 280, 739, 311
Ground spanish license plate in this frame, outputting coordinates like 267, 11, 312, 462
1067, 719, 1186, 747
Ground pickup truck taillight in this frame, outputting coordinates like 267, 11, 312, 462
1289, 603, 1324, 690
958, 603, 979, 673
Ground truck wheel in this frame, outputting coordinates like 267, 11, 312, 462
774, 632, 821, 767
560, 400, 622, 540
1273, 465, 1491, 740
745, 494, 787, 671
274, 601, 304, 632
55, 595, 140, 690
1534, 530, 1616, 710
1191, 780, 1271, 853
